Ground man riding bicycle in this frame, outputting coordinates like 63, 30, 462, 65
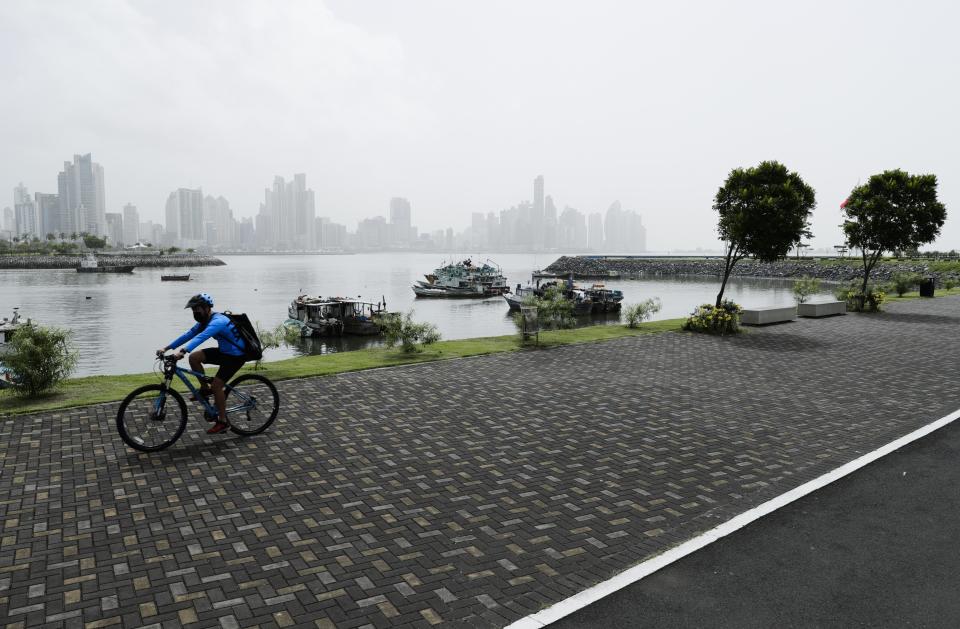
157, 293, 247, 434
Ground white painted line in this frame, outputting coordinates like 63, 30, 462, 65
505, 407, 960, 629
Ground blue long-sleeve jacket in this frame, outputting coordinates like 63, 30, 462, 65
168, 313, 246, 356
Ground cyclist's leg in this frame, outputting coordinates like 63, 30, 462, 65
208, 354, 245, 432
188, 349, 210, 394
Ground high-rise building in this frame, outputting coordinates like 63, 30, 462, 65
533, 175, 545, 250
57, 154, 105, 235
389, 197, 413, 246
258, 174, 316, 250
2, 207, 13, 233
559, 206, 588, 250
603, 201, 646, 253
544, 195, 558, 250
588, 213, 604, 251
35, 193, 59, 236
13, 183, 38, 237
355, 216, 388, 249
122, 203, 139, 245
165, 188, 204, 245
203, 196, 238, 248
105, 212, 123, 246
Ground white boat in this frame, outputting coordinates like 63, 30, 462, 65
412, 258, 510, 298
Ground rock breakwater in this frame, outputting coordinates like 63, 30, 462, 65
543, 256, 958, 284
0, 253, 226, 270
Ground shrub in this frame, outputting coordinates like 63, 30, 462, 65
835, 282, 886, 312
682, 299, 743, 335
623, 298, 662, 328
792, 276, 822, 304
514, 284, 577, 331
944, 278, 957, 290
381, 311, 441, 353
3, 323, 78, 396
890, 272, 923, 297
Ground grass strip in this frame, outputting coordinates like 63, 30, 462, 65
0, 318, 684, 417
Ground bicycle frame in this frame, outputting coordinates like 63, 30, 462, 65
157, 357, 253, 418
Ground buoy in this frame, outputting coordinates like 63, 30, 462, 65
85, 296, 92, 300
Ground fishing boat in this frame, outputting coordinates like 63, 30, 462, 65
161, 274, 190, 281
412, 258, 510, 298
76, 253, 134, 274
287, 295, 392, 337
505, 279, 623, 315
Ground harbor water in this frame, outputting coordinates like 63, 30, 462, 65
0, 253, 832, 376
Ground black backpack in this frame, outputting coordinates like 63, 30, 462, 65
223, 311, 264, 361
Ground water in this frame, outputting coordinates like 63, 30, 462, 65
0, 253, 831, 376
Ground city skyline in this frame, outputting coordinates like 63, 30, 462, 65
2, 1, 958, 252
4, 155, 650, 253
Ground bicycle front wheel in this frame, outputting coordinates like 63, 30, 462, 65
225, 374, 280, 436
117, 385, 188, 452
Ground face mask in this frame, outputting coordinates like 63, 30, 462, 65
193, 311, 205, 323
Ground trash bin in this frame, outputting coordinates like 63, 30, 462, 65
919, 277, 935, 297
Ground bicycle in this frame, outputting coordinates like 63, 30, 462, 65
116, 352, 280, 452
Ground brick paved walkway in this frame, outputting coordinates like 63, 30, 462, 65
3, 297, 960, 629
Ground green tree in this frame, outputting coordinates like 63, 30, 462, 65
792, 276, 822, 304
3, 323, 78, 397
381, 311, 441, 353
843, 170, 947, 309
82, 234, 107, 249
46, 233, 55, 241
713, 161, 816, 306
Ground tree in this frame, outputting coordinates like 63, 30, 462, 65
83, 234, 107, 249
843, 170, 946, 308
3, 323, 78, 397
46, 233, 55, 241
713, 161, 816, 306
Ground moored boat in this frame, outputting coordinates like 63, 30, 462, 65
76, 254, 134, 274
161, 274, 190, 281
505, 279, 623, 315
412, 258, 510, 298
287, 295, 392, 336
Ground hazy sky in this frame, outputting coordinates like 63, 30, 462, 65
2, 0, 958, 251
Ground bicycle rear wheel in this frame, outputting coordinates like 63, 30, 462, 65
224, 374, 280, 435
117, 385, 188, 452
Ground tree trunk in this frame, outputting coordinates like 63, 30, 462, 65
716, 243, 738, 307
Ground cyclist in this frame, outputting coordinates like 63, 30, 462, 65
157, 293, 246, 434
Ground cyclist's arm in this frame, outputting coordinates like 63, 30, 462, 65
183, 315, 231, 352
166, 322, 201, 351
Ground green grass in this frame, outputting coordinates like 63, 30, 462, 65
0, 318, 684, 417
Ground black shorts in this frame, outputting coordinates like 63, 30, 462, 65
199, 348, 246, 383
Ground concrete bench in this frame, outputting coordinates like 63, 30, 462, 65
797, 300, 846, 318
741, 305, 796, 325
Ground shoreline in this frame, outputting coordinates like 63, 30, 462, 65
544, 255, 960, 283
0, 253, 226, 269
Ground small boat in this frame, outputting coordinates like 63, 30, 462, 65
76, 253, 134, 274
288, 295, 393, 336
412, 258, 510, 298
161, 274, 191, 281
505, 279, 622, 315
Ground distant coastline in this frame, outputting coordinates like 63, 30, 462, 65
0, 253, 226, 269
544, 256, 960, 283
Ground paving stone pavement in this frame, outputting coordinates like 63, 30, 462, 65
3, 297, 960, 629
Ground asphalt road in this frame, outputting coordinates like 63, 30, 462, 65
555, 413, 960, 628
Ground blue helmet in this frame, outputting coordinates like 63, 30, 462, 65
185, 293, 214, 309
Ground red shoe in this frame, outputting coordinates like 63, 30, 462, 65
207, 422, 230, 434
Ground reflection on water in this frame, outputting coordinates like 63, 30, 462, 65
1, 253, 830, 376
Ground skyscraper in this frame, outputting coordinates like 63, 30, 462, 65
57, 154, 105, 235
165, 188, 204, 244
122, 203, 139, 245
258, 174, 316, 250
389, 197, 413, 246
105, 213, 123, 246
13, 183, 38, 237
587, 213, 604, 251
35, 193, 59, 236
533, 175, 545, 250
